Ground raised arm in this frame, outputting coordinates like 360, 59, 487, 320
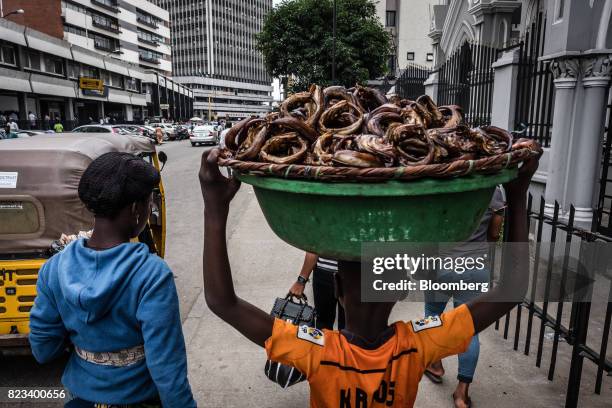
467, 156, 539, 333
199, 149, 274, 347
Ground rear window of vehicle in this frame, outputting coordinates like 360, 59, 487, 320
0, 196, 44, 238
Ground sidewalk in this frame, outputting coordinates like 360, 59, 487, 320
183, 186, 610, 407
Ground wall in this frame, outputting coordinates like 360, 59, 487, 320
2, 0, 63, 39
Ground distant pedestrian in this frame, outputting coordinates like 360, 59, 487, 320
99, 118, 104, 125
28, 111, 37, 128
155, 127, 164, 145
8, 119, 19, 132
0, 113, 6, 125
43, 114, 50, 130
53, 118, 64, 133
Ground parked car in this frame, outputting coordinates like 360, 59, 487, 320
71, 125, 131, 134
149, 123, 176, 140
116, 125, 156, 139
190, 125, 219, 146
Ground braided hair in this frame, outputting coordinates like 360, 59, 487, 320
78, 152, 160, 217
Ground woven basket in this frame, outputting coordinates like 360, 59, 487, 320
218, 139, 541, 182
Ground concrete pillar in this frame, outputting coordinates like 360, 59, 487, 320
544, 58, 580, 216
423, 72, 440, 104
64, 98, 75, 129
17, 92, 27, 128
563, 55, 612, 224
125, 105, 134, 121
490, 48, 520, 130
98, 101, 105, 120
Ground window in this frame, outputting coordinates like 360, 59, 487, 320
109, 72, 123, 88
0, 44, 16, 66
407, 52, 415, 61
555, 0, 565, 21
386, 10, 396, 27
44, 55, 64, 75
91, 13, 120, 32
67, 62, 80, 79
136, 9, 160, 28
426, 53, 434, 62
126, 77, 141, 92
139, 48, 163, 63
24, 51, 41, 70
138, 28, 164, 45
82, 65, 99, 78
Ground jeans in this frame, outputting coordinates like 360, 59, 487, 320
424, 266, 490, 384
312, 267, 345, 330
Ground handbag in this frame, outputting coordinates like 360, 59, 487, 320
264, 294, 317, 388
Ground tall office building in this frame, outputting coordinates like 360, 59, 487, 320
152, 0, 273, 120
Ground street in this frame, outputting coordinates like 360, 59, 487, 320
1, 140, 610, 407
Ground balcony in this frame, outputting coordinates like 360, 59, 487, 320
138, 37, 160, 47
137, 16, 159, 29
91, 0, 120, 13
139, 54, 160, 64
92, 19, 121, 34
94, 41, 119, 52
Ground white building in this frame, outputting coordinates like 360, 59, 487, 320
375, 0, 438, 73
61, 0, 172, 75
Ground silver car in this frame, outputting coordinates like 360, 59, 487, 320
190, 125, 219, 146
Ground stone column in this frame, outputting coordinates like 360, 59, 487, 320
423, 72, 440, 104
490, 48, 520, 130
543, 58, 580, 215
564, 55, 611, 224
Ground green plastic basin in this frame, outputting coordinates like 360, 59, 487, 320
237, 169, 516, 261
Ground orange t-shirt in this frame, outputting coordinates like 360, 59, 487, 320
265, 304, 475, 408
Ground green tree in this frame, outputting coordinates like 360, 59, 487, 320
256, 0, 392, 92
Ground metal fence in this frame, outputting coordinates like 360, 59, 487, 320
396, 63, 432, 100
495, 195, 611, 407
436, 41, 498, 127
513, 11, 555, 147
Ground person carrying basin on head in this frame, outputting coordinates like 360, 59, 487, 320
198, 147, 539, 408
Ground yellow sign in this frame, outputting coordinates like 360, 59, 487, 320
79, 77, 104, 91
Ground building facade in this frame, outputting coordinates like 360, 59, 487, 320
375, 0, 438, 73
0, 0, 193, 124
0, 17, 193, 128
152, 0, 274, 120
425, 0, 612, 230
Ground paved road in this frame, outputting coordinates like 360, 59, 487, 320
0, 140, 235, 406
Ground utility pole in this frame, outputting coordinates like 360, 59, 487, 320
332, 0, 337, 84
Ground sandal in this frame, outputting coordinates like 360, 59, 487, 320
423, 369, 443, 384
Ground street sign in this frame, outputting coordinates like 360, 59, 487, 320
160, 104, 170, 110
79, 77, 104, 91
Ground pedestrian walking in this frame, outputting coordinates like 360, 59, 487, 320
288, 253, 345, 330
29, 152, 196, 408
423, 186, 505, 408
28, 111, 37, 129
155, 126, 164, 145
43, 114, 50, 130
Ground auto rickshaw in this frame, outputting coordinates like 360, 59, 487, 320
0, 133, 167, 348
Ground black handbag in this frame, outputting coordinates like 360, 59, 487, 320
264, 295, 317, 388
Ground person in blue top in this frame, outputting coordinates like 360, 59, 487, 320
29, 152, 196, 408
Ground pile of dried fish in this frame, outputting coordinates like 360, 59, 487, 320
222, 85, 515, 169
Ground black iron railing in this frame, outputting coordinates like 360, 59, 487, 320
513, 11, 555, 147
396, 63, 431, 100
494, 195, 611, 407
595, 89, 612, 236
436, 41, 498, 127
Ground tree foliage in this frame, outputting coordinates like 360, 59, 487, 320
256, 0, 392, 92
